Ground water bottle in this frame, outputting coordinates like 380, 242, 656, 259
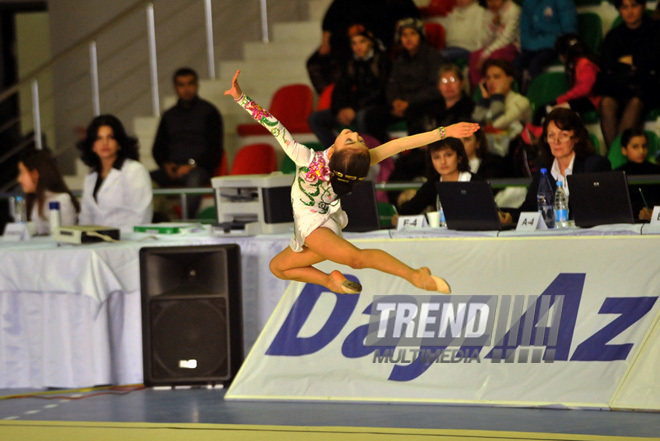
554, 181, 569, 228
439, 207, 446, 228
13, 196, 27, 223
537, 168, 555, 228
49, 201, 61, 233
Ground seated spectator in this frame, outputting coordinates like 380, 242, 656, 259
517, 0, 577, 92
462, 127, 505, 180
151, 67, 223, 219
472, 59, 532, 158
409, 63, 476, 132
306, 0, 420, 94
386, 17, 444, 137
595, 0, 660, 151
510, 108, 611, 218
78, 114, 153, 232
307, 24, 391, 148
395, 137, 511, 224
614, 128, 660, 220
440, 0, 487, 63
533, 33, 601, 125
383, 18, 444, 192
16, 149, 79, 235
396, 137, 483, 215
468, 0, 521, 87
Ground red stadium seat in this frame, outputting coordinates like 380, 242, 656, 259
230, 143, 278, 175
237, 84, 313, 136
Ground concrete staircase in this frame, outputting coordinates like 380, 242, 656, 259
131, 0, 331, 177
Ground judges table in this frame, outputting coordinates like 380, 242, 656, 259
1, 224, 659, 389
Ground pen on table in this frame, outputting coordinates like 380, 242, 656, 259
638, 187, 650, 211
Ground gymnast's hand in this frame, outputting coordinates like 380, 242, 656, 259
224, 70, 243, 100
444, 122, 480, 139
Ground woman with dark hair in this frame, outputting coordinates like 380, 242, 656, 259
77, 114, 152, 231
16, 149, 79, 235
515, 107, 611, 215
396, 137, 480, 216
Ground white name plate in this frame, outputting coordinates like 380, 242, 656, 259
650, 206, 660, 226
2, 222, 32, 241
396, 214, 427, 231
516, 212, 548, 231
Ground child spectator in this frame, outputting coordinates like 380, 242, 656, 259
614, 128, 660, 220
533, 33, 601, 125
308, 25, 391, 147
472, 59, 531, 159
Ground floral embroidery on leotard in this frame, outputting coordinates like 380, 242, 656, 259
298, 152, 335, 213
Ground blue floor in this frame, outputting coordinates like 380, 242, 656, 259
1, 387, 659, 438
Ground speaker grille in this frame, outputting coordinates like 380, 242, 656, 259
149, 297, 229, 380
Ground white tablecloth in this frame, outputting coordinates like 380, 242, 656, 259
0, 224, 657, 388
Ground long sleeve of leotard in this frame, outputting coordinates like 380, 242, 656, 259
235, 94, 313, 167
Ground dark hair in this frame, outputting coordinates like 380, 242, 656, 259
427, 137, 470, 178
19, 149, 80, 219
482, 58, 516, 78
471, 127, 489, 159
172, 67, 198, 84
539, 108, 597, 160
613, 0, 645, 9
438, 63, 465, 82
621, 127, 648, 148
329, 147, 371, 195
77, 114, 140, 170
554, 33, 598, 86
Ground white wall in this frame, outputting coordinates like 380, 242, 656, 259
46, 0, 309, 174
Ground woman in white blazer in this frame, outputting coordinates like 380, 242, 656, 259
77, 114, 153, 232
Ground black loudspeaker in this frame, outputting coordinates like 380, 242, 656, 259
139, 244, 243, 387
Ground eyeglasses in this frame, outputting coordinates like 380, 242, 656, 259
546, 133, 575, 143
440, 77, 458, 84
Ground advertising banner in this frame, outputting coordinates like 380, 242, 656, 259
227, 236, 660, 409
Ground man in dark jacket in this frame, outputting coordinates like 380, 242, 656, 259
151, 67, 223, 219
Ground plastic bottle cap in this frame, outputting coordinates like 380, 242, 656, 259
540, 168, 547, 174
49, 201, 61, 210
16, 196, 23, 201
557, 181, 563, 187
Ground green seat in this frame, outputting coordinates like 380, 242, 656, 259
578, 12, 603, 54
378, 202, 397, 228
197, 206, 217, 223
607, 130, 660, 169
525, 72, 569, 115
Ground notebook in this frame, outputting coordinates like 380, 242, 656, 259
435, 181, 512, 231
340, 180, 381, 232
567, 171, 635, 228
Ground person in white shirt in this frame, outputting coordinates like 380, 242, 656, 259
77, 114, 153, 232
16, 149, 79, 235
441, 0, 487, 62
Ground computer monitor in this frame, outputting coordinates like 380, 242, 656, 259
340, 180, 381, 233
435, 181, 510, 231
567, 171, 635, 228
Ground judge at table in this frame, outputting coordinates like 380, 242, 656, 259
77, 114, 153, 231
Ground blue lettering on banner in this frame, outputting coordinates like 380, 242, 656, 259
571, 297, 657, 361
266, 275, 360, 356
265, 273, 658, 382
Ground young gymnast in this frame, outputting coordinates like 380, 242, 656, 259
225, 70, 479, 294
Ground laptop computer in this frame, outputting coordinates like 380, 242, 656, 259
340, 180, 381, 232
435, 181, 512, 231
567, 171, 635, 228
